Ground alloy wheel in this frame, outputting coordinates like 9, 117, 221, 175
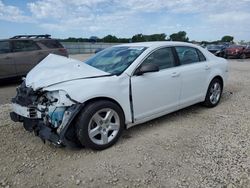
209, 82, 221, 104
88, 108, 120, 145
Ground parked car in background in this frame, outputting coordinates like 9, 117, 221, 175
206, 44, 226, 57
10, 42, 228, 150
224, 45, 247, 59
242, 45, 250, 59
0, 35, 68, 80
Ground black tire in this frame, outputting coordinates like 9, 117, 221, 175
240, 53, 246, 59
203, 78, 223, 108
76, 100, 124, 150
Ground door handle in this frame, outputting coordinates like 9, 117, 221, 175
4, 56, 11, 59
205, 65, 211, 70
171, 72, 180, 77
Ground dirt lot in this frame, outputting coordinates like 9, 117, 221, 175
0, 57, 250, 188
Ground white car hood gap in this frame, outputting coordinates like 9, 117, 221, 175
25, 54, 110, 90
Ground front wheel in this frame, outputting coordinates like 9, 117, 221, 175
76, 100, 124, 150
203, 78, 223, 107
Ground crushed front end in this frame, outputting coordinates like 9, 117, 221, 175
10, 81, 82, 147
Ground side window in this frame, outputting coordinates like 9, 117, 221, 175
0, 41, 11, 54
12, 40, 40, 52
142, 47, 175, 70
196, 49, 206, 61
175, 46, 200, 65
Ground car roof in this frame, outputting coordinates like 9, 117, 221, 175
116, 41, 199, 48
0, 38, 56, 42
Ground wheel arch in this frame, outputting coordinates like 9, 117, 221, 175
63, 96, 128, 147
210, 75, 224, 89
202, 75, 224, 108
203, 74, 224, 101
82, 96, 127, 124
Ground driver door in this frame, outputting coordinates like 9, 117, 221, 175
131, 47, 181, 122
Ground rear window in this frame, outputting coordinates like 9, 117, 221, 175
0, 41, 10, 54
196, 49, 206, 61
39, 40, 63, 49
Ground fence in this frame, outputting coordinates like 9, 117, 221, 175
61, 42, 122, 54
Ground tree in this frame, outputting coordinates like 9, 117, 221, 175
132, 34, 146, 42
132, 33, 166, 42
102, 35, 119, 43
221, 35, 234, 42
169, 31, 189, 42
60, 37, 90, 42
89, 36, 99, 43
145, 33, 166, 41
118, 38, 131, 43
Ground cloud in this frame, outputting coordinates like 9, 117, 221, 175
117, 0, 248, 14
208, 11, 250, 23
27, 0, 139, 35
0, 0, 34, 23
27, 0, 112, 19
0, 0, 250, 40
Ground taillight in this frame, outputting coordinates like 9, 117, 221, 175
59, 48, 67, 54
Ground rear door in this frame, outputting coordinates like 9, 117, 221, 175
11, 40, 41, 76
174, 46, 209, 108
0, 41, 16, 79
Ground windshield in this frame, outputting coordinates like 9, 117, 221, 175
85, 46, 147, 75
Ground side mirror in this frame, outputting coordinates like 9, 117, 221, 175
135, 64, 159, 76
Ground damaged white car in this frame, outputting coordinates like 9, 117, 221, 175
10, 42, 228, 150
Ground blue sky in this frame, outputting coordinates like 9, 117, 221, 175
0, 0, 250, 41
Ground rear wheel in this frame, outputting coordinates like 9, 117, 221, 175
240, 53, 246, 59
76, 100, 124, 150
203, 78, 223, 107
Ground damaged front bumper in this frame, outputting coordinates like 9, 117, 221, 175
10, 104, 82, 147
10, 82, 83, 147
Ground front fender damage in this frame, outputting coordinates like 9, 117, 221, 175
41, 103, 83, 147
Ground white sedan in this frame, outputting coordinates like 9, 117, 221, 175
10, 42, 228, 150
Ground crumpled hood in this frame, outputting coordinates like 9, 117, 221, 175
25, 54, 110, 90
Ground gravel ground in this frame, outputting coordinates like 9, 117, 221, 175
0, 58, 250, 188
